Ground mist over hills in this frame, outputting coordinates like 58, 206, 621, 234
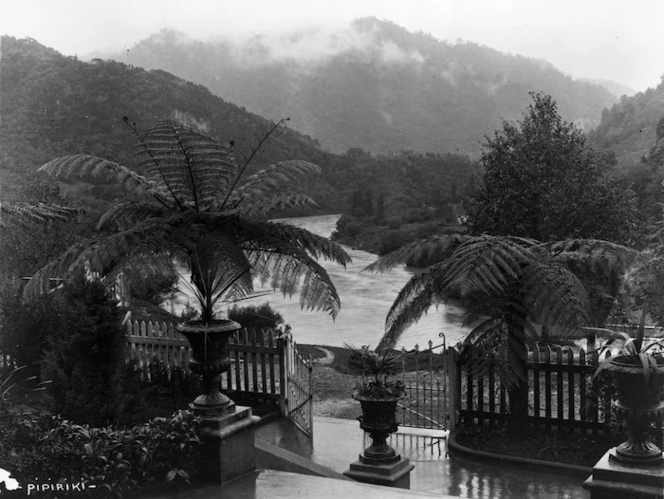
104, 18, 618, 157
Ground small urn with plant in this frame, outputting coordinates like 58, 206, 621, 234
346, 344, 406, 464
591, 245, 664, 465
592, 310, 664, 465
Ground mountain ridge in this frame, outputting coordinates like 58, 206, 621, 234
102, 18, 618, 157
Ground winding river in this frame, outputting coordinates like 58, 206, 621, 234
237, 214, 469, 349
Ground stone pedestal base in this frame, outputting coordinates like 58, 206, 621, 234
343, 455, 414, 489
583, 448, 664, 499
199, 405, 261, 484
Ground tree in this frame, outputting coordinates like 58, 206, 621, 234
366, 234, 635, 427
23, 119, 351, 323
465, 92, 635, 244
41, 277, 144, 426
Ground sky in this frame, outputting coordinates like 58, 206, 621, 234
0, 0, 662, 92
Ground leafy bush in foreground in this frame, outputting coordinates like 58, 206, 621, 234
0, 409, 203, 497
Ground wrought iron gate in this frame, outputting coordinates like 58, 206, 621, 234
279, 332, 313, 436
396, 339, 459, 433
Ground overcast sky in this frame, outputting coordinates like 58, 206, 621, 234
1, 0, 662, 92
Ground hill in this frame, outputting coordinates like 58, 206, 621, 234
0, 36, 331, 204
588, 79, 664, 169
106, 18, 617, 157
0, 36, 475, 224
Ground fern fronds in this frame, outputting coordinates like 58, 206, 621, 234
0, 201, 81, 227
134, 120, 237, 211
39, 154, 169, 205
365, 233, 469, 272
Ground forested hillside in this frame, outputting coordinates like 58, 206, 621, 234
108, 18, 617, 157
589, 78, 664, 169
0, 36, 331, 203
0, 36, 475, 223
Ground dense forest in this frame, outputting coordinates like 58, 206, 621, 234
107, 17, 617, 157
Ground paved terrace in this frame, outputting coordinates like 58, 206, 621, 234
212, 416, 589, 498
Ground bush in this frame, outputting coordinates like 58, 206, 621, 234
228, 302, 284, 331
41, 278, 146, 426
0, 409, 203, 497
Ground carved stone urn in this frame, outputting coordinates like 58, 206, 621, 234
178, 319, 241, 417
353, 393, 402, 464
607, 356, 664, 465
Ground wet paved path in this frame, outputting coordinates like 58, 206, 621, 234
256, 416, 590, 498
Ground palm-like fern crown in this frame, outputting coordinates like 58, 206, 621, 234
368, 233, 642, 386
25, 119, 350, 321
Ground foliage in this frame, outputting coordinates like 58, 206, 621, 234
0, 409, 203, 497
344, 344, 405, 399
465, 93, 636, 244
41, 278, 146, 426
0, 176, 89, 280
23, 119, 351, 326
365, 234, 634, 424
589, 78, 664, 169
227, 302, 284, 331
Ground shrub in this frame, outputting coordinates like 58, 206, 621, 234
0, 409, 203, 497
41, 277, 146, 426
228, 302, 284, 331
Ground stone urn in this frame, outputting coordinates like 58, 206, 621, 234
353, 392, 402, 464
606, 356, 664, 465
178, 319, 241, 416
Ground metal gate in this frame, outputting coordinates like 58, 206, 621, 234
396, 339, 459, 434
279, 332, 313, 437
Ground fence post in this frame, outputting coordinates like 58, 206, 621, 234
444, 348, 461, 433
278, 332, 289, 416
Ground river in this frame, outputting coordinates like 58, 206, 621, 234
234, 214, 469, 349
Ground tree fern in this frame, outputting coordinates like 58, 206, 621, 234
24, 119, 350, 322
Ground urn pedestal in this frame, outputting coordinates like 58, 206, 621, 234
583, 357, 664, 498
179, 320, 260, 483
343, 395, 414, 489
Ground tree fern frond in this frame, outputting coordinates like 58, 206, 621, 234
231, 192, 319, 217
365, 234, 469, 273
97, 202, 168, 230
223, 160, 321, 212
244, 244, 342, 317
134, 121, 237, 211
437, 236, 535, 295
378, 271, 438, 350
22, 219, 178, 302
521, 261, 589, 336
227, 219, 351, 267
39, 155, 168, 203
188, 234, 253, 322
0, 202, 81, 226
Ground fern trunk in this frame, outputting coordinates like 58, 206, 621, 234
507, 324, 529, 430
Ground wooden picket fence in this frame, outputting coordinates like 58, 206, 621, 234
124, 319, 313, 435
458, 340, 664, 438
